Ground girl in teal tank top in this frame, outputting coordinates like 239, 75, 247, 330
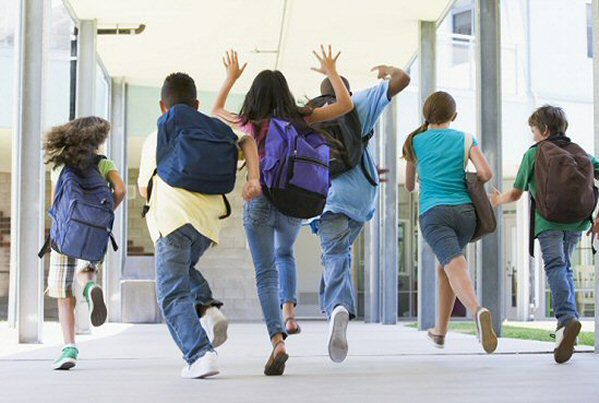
402, 91, 497, 354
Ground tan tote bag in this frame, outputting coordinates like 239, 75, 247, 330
464, 133, 497, 242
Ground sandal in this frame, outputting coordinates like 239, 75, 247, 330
264, 341, 289, 376
285, 317, 302, 335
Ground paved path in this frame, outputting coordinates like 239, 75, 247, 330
0, 321, 598, 402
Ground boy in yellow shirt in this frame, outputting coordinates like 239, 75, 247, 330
138, 73, 260, 379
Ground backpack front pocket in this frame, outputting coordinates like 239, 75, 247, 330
59, 200, 114, 262
288, 156, 330, 197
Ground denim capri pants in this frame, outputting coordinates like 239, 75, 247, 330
419, 204, 477, 266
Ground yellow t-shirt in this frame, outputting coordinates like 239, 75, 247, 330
138, 130, 244, 244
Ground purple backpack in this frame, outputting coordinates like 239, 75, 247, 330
261, 118, 331, 219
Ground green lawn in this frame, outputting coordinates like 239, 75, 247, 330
407, 322, 595, 346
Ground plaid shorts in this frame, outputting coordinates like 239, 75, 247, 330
46, 250, 98, 299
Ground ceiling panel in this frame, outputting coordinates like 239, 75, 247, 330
68, 0, 452, 95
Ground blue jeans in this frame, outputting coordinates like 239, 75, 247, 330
315, 212, 364, 319
244, 196, 302, 339
538, 230, 581, 327
155, 224, 215, 364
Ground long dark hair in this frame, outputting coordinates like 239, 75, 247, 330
239, 70, 341, 155
44, 116, 110, 171
402, 91, 457, 163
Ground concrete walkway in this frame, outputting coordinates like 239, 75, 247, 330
0, 321, 598, 402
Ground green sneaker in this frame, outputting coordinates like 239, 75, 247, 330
84, 281, 107, 327
53, 346, 78, 370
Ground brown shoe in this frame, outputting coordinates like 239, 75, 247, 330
475, 307, 498, 354
264, 342, 289, 376
427, 329, 445, 349
554, 319, 581, 364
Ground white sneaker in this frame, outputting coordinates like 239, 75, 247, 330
181, 351, 219, 379
200, 307, 229, 348
327, 305, 350, 363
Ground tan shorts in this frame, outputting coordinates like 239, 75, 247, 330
46, 250, 98, 299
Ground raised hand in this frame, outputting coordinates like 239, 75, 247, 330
223, 50, 247, 82
377, 166, 389, 183
311, 44, 341, 76
371, 65, 394, 80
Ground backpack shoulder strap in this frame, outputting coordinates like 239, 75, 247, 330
360, 153, 378, 187
141, 169, 158, 218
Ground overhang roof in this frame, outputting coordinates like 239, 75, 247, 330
67, 0, 453, 95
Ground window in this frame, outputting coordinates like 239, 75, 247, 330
452, 9, 473, 37
451, 5, 474, 65
587, 3, 593, 58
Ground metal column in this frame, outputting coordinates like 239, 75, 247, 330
76, 20, 97, 117
9, 0, 48, 342
104, 78, 127, 322
381, 100, 398, 324
592, 0, 599, 353
417, 20, 438, 331
364, 121, 383, 323
74, 19, 97, 334
476, 0, 504, 335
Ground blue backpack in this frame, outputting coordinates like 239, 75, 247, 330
141, 104, 239, 219
39, 157, 117, 263
261, 118, 331, 219
157, 104, 238, 194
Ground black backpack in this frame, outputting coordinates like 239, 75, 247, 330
310, 95, 377, 186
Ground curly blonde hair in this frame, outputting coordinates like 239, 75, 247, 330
43, 116, 110, 171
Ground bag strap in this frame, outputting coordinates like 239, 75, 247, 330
142, 169, 232, 221
141, 169, 158, 218
219, 195, 232, 220
464, 133, 474, 170
360, 152, 378, 187
529, 196, 536, 257
38, 235, 52, 259
109, 232, 119, 252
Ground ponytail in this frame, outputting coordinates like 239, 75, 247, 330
403, 91, 457, 163
402, 121, 429, 163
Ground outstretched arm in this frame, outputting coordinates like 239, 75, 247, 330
371, 65, 411, 99
305, 45, 353, 124
491, 187, 523, 207
212, 50, 247, 119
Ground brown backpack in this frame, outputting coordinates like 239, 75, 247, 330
534, 137, 598, 224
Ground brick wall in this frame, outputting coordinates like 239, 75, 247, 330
196, 171, 261, 320
125, 168, 262, 320
0, 173, 10, 297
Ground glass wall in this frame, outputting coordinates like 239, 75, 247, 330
0, 0, 74, 320
0, 0, 15, 320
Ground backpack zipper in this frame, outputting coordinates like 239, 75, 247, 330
72, 218, 111, 232
293, 155, 328, 168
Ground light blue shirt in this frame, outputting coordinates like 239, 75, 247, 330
322, 80, 391, 222
413, 128, 478, 215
